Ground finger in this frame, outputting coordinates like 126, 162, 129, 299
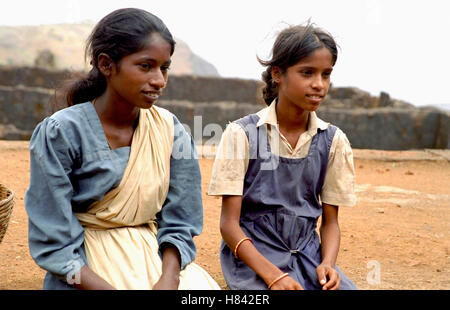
323, 272, 339, 290
329, 275, 341, 290
323, 280, 334, 290
316, 268, 327, 286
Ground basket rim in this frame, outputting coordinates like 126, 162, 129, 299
0, 184, 15, 206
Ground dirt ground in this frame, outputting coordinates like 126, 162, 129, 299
0, 141, 449, 290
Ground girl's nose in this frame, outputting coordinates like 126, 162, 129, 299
311, 75, 324, 90
149, 69, 166, 89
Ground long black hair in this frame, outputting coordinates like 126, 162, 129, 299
53, 8, 175, 110
258, 23, 338, 105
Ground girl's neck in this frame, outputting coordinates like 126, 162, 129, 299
275, 99, 310, 133
93, 90, 140, 129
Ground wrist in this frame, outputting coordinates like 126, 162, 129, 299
267, 272, 289, 289
159, 243, 181, 285
160, 270, 180, 283
319, 260, 335, 268
262, 268, 286, 286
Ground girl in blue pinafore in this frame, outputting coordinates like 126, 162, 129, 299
208, 23, 357, 290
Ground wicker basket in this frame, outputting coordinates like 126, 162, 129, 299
0, 183, 15, 243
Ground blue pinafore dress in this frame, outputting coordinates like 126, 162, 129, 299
220, 114, 357, 290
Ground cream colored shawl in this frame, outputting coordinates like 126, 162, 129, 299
75, 106, 173, 230
75, 106, 173, 289
74, 106, 220, 289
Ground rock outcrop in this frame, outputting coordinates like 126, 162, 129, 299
0, 23, 220, 77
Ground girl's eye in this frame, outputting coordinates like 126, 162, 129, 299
139, 63, 151, 70
301, 70, 313, 76
161, 66, 170, 73
323, 71, 332, 78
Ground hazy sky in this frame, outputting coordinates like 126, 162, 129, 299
1, 0, 449, 107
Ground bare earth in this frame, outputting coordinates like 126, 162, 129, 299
0, 141, 449, 290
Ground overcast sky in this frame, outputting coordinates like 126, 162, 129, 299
1, 0, 449, 107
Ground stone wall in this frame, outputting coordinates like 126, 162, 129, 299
0, 85, 53, 139
0, 66, 448, 149
0, 66, 265, 105
317, 108, 449, 150
0, 66, 71, 90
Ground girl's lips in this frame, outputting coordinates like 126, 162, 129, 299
141, 91, 160, 101
305, 94, 323, 104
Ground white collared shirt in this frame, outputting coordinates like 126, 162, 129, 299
208, 101, 357, 207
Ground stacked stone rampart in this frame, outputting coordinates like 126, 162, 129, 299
0, 66, 448, 149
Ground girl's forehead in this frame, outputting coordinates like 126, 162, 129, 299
294, 47, 333, 67
128, 33, 172, 61
141, 32, 170, 48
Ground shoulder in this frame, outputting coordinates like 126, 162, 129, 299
50, 102, 92, 126
151, 105, 177, 124
328, 125, 353, 155
34, 103, 90, 135
234, 113, 260, 125
333, 126, 351, 146
37, 102, 93, 143
215, 122, 249, 158
152, 106, 186, 137
30, 103, 92, 153
223, 122, 248, 140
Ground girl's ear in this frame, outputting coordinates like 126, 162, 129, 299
97, 53, 114, 77
271, 66, 282, 84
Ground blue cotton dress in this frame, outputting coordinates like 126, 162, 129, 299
25, 102, 206, 289
220, 114, 357, 290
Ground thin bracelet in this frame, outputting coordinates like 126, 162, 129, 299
233, 237, 252, 259
268, 273, 289, 289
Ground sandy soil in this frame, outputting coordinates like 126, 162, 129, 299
0, 141, 449, 290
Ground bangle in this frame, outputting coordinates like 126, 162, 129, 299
233, 237, 252, 259
268, 273, 289, 289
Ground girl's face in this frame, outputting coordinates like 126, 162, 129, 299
108, 32, 172, 109
275, 47, 334, 112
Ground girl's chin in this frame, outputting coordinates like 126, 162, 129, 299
294, 102, 321, 112
308, 103, 321, 111
136, 100, 156, 109
305, 100, 323, 111
142, 103, 155, 109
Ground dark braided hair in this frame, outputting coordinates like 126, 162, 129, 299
258, 23, 338, 105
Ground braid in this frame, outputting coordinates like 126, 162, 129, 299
261, 66, 278, 106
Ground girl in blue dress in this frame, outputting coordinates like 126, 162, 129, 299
209, 23, 357, 290
25, 8, 219, 290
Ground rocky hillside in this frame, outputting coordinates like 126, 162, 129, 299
0, 22, 219, 77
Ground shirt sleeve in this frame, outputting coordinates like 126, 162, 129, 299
156, 115, 203, 270
320, 128, 357, 207
25, 117, 86, 282
207, 122, 249, 196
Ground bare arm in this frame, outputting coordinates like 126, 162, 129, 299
220, 195, 303, 290
152, 244, 181, 290
316, 203, 342, 290
73, 265, 116, 290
